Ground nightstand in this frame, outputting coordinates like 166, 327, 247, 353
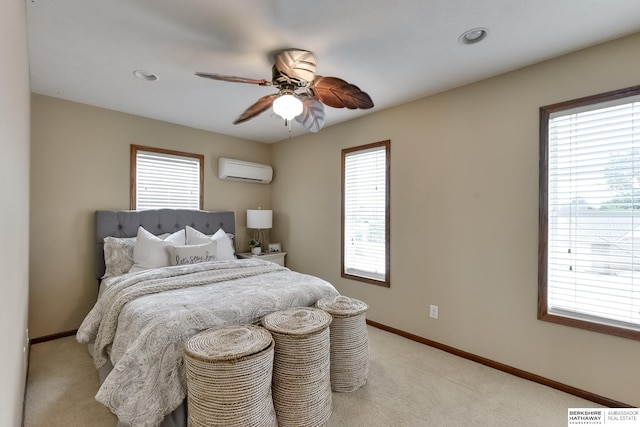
237, 252, 287, 267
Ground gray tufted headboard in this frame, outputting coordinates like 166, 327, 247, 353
95, 209, 236, 279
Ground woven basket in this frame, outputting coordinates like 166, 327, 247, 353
184, 324, 277, 427
316, 295, 369, 392
262, 307, 333, 427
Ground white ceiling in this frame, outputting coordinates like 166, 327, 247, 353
25, 0, 640, 143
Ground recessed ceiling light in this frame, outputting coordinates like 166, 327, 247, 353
133, 70, 159, 81
458, 28, 488, 45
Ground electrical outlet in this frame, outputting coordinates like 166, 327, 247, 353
430, 305, 439, 319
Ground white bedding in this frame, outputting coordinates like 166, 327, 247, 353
77, 258, 339, 427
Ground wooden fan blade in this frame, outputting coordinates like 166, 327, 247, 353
311, 76, 374, 110
295, 97, 325, 133
274, 49, 316, 84
233, 94, 278, 125
195, 72, 270, 86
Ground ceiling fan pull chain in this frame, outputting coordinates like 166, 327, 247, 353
285, 118, 294, 138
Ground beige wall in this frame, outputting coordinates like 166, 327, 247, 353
1, 0, 30, 425
271, 32, 640, 406
29, 95, 271, 337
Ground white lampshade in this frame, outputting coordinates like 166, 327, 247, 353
247, 209, 272, 229
272, 94, 303, 121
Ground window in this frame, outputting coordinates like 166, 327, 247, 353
539, 85, 640, 340
130, 145, 204, 210
342, 140, 390, 287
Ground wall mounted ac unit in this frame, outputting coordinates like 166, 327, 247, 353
218, 157, 273, 184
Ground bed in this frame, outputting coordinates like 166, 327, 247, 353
77, 209, 339, 427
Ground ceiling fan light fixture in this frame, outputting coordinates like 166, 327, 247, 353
272, 93, 303, 121
458, 27, 488, 45
195, 48, 372, 132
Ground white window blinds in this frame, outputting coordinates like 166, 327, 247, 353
343, 142, 389, 284
135, 149, 202, 210
546, 95, 640, 331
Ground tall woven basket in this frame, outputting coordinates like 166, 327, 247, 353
262, 307, 333, 427
184, 324, 277, 427
316, 295, 369, 392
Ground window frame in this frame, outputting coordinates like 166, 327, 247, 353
130, 144, 204, 210
341, 140, 391, 287
538, 85, 640, 341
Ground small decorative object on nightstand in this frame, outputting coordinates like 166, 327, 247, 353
237, 251, 287, 267
249, 239, 262, 255
268, 243, 281, 253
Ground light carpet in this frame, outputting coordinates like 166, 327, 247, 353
24, 325, 601, 426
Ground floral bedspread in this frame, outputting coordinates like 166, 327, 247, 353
77, 258, 339, 427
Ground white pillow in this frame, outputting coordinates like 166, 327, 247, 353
185, 226, 236, 260
167, 241, 217, 266
129, 227, 186, 273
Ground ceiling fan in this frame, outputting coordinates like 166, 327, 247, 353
195, 49, 374, 133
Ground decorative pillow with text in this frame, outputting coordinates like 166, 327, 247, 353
167, 241, 217, 266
